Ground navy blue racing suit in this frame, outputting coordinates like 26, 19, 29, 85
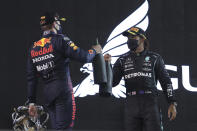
26, 31, 96, 130
112, 50, 176, 131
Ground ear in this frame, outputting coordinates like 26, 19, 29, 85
52, 21, 57, 27
140, 37, 145, 43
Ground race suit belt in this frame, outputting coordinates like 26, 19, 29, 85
42, 70, 55, 80
127, 90, 152, 96
41, 70, 66, 81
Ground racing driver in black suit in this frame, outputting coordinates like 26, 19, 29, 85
104, 27, 177, 131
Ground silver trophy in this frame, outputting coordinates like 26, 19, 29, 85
12, 105, 49, 131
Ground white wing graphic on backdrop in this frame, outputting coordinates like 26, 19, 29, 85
73, 0, 149, 98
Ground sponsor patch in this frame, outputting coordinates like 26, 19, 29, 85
70, 43, 75, 47
36, 61, 54, 71
73, 46, 78, 50
40, 16, 45, 19
125, 72, 152, 79
143, 63, 151, 66
145, 56, 150, 62
142, 67, 152, 72
33, 37, 51, 48
167, 84, 173, 97
125, 57, 133, 64
32, 54, 54, 63
88, 49, 94, 54
124, 64, 134, 68
31, 44, 53, 58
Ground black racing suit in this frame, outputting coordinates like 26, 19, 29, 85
112, 50, 176, 131
27, 31, 96, 130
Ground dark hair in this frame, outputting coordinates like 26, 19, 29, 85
41, 24, 53, 31
138, 35, 149, 50
144, 39, 150, 50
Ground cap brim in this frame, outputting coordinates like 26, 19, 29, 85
122, 31, 137, 37
59, 17, 66, 22
55, 17, 66, 22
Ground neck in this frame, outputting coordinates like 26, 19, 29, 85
43, 28, 57, 36
51, 28, 57, 34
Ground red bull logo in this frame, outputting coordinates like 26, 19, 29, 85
31, 44, 53, 58
69, 42, 78, 51
33, 37, 51, 48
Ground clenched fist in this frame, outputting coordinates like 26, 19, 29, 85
168, 103, 177, 121
104, 54, 112, 62
92, 44, 102, 54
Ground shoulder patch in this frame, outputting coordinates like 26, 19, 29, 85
73, 45, 78, 50
68, 42, 78, 51
70, 42, 75, 47
63, 36, 70, 41
88, 49, 94, 54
